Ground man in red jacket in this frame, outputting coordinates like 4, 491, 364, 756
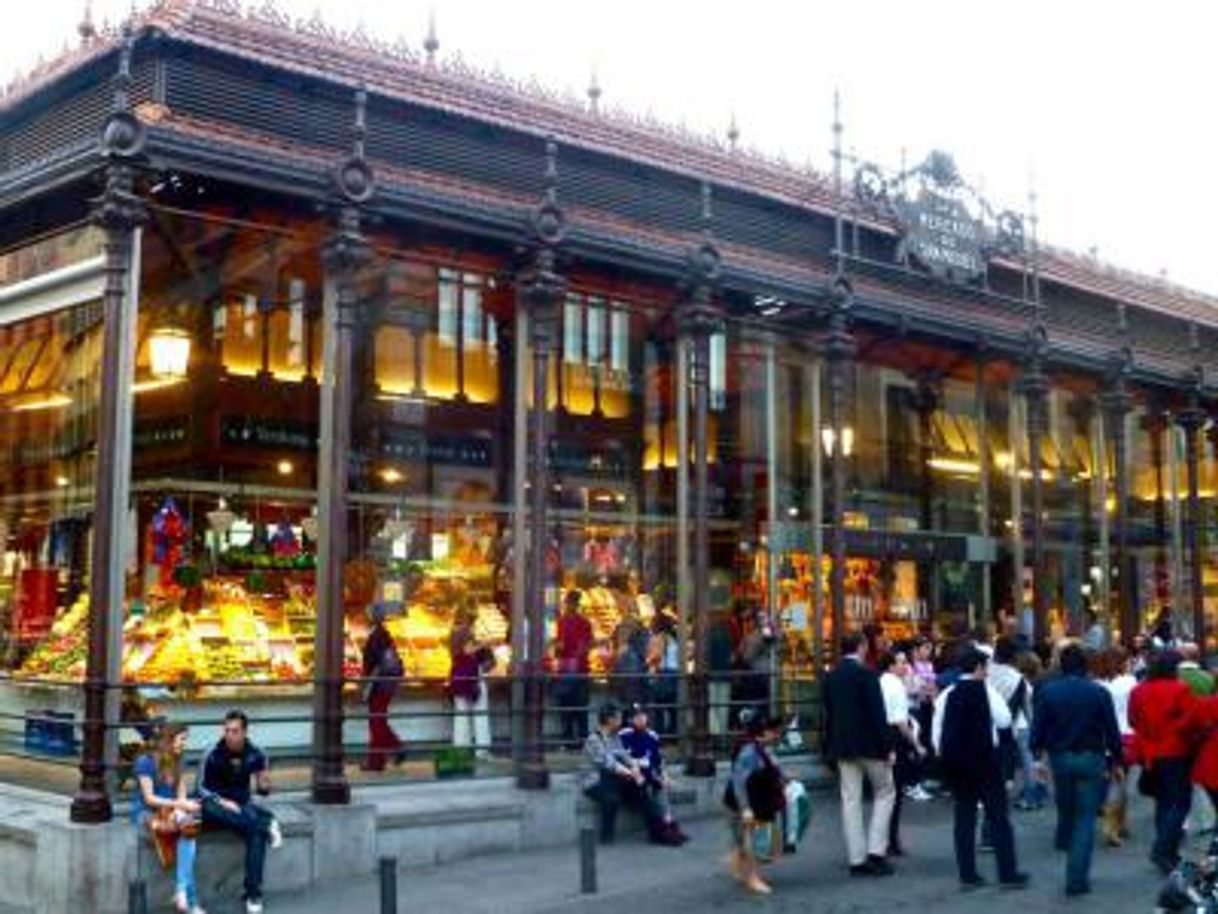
1130, 649, 1198, 873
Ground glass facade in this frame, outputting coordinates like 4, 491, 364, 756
1, 191, 1215, 767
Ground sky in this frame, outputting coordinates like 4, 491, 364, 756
5, 1, 1218, 297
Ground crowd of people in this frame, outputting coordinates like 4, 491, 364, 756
783, 616, 1218, 900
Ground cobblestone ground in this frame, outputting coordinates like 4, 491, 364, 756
258, 788, 1185, 914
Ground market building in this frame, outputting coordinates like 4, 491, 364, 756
1, 0, 1217, 907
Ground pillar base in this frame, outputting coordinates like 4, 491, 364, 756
515, 762, 551, 790
69, 788, 112, 824
683, 754, 716, 778
311, 774, 351, 805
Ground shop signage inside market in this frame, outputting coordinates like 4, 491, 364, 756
766, 521, 969, 562
221, 416, 317, 451
379, 431, 494, 468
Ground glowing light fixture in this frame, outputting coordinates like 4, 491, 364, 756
276, 460, 294, 476
928, 457, 981, 475
380, 467, 404, 485
55, 475, 70, 488
12, 394, 72, 413
206, 497, 235, 536
821, 426, 854, 457
148, 317, 192, 379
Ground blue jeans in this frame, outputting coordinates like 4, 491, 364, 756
176, 835, 198, 905
202, 798, 272, 901
137, 815, 197, 906
1049, 751, 1107, 893
1016, 729, 1049, 806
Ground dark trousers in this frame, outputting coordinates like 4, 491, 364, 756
584, 770, 665, 842
554, 676, 589, 747
367, 687, 403, 770
1050, 751, 1107, 893
202, 798, 272, 901
650, 673, 678, 737
952, 772, 1020, 883
888, 730, 919, 852
1151, 756, 1193, 864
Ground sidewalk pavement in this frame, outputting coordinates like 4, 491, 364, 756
248, 787, 1169, 914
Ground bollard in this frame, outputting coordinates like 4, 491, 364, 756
579, 825, 597, 894
127, 879, 148, 914
379, 855, 398, 914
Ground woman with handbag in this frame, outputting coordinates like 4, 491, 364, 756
450, 599, 493, 757
724, 708, 786, 895
131, 722, 205, 914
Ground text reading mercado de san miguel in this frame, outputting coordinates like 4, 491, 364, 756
1, 1, 1217, 908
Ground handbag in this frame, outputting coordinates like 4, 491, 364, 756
146, 807, 200, 870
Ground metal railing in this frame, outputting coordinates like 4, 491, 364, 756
0, 670, 823, 800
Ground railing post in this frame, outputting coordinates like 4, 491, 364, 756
379, 856, 398, 914
127, 879, 147, 914
579, 825, 598, 894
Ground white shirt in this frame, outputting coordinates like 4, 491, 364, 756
880, 671, 910, 725
931, 678, 1012, 754
1103, 674, 1136, 737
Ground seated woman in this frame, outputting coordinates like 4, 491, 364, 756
582, 702, 679, 845
618, 703, 689, 844
132, 722, 205, 914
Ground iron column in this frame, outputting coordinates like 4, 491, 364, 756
72, 27, 147, 825
312, 88, 375, 805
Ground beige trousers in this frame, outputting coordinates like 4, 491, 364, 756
837, 757, 896, 865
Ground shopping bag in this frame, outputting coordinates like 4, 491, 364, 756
784, 780, 811, 849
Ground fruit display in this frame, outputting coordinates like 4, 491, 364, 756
15, 594, 89, 679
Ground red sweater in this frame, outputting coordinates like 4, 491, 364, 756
1191, 696, 1218, 788
1129, 678, 1197, 765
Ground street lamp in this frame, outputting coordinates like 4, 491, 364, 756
821, 425, 854, 457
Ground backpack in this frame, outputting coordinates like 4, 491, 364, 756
723, 741, 786, 823
379, 643, 404, 679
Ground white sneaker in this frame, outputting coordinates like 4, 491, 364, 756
173, 892, 189, 914
190, 906, 208, 914
245, 900, 264, 914
268, 818, 283, 850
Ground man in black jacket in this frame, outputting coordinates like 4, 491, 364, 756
934, 648, 1029, 892
823, 632, 896, 876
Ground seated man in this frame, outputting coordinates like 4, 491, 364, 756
618, 703, 688, 844
197, 710, 282, 914
582, 702, 679, 846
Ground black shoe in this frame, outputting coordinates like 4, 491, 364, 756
849, 864, 873, 877
1065, 884, 1091, 898
960, 876, 987, 891
999, 873, 1031, 890
866, 854, 895, 876
888, 843, 906, 857
1151, 852, 1179, 875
